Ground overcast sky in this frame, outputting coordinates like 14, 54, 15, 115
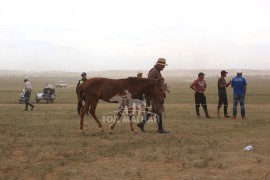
0, 0, 270, 71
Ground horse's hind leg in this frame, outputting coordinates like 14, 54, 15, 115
89, 100, 104, 132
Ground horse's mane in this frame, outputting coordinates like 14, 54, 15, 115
126, 77, 155, 82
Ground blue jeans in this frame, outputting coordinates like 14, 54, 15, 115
233, 94, 245, 117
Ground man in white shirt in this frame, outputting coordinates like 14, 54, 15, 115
23, 77, 35, 111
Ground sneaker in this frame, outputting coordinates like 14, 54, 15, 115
157, 129, 170, 133
137, 123, 145, 132
31, 105, 35, 111
206, 116, 212, 118
224, 115, 231, 118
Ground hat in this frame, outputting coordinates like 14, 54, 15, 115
236, 70, 242, 74
198, 72, 205, 77
221, 70, 228, 75
81, 72, 86, 76
156, 58, 168, 66
137, 71, 142, 76
23, 76, 28, 81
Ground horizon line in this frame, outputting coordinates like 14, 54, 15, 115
1, 68, 270, 73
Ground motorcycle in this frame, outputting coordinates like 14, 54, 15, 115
19, 89, 25, 104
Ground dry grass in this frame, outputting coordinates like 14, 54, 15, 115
0, 76, 270, 179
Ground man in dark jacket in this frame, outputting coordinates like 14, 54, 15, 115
76, 72, 87, 114
137, 58, 169, 133
217, 70, 231, 118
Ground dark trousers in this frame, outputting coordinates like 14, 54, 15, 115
140, 100, 164, 130
24, 92, 34, 110
77, 95, 86, 114
218, 93, 228, 116
195, 92, 209, 117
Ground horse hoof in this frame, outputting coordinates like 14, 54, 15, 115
99, 127, 104, 132
131, 130, 138, 134
78, 130, 86, 135
109, 125, 114, 131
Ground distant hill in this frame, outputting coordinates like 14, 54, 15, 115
0, 69, 269, 78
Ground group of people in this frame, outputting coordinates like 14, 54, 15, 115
190, 69, 247, 120
23, 58, 247, 134
74, 58, 248, 134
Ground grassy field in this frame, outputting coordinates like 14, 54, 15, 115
0, 75, 270, 179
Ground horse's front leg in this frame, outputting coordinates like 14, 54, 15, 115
109, 106, 124, 133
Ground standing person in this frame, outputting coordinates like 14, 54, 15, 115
231, 70, 247, 119
137, 58, 169, 133
217, 70, 231, 118
133, 71, 145, 116
76, 72, 88, 114
190, 72, 212, 118
23, 77, 34, 111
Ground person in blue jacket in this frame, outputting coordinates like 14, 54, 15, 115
231, 70, 247, 119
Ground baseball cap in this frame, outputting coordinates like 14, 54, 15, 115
137, 71, 142, 76
221, 70, 228, 75
198, 72, 205, 77
23, 76, 28, 81
81, 72, 86, 76
236, 70, 242, 74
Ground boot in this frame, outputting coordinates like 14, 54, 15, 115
157, 114, 169, 133
217, 107, 221, 118
25, 104, 28, 111
196, 106, 201, 118
137, 122, 145, 132
137, 112, 151, 132
203, 106, 212, 118
30, 104, 35, 111
224, 106, 230, 118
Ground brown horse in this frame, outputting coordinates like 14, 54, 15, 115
77, 77, 165, 133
